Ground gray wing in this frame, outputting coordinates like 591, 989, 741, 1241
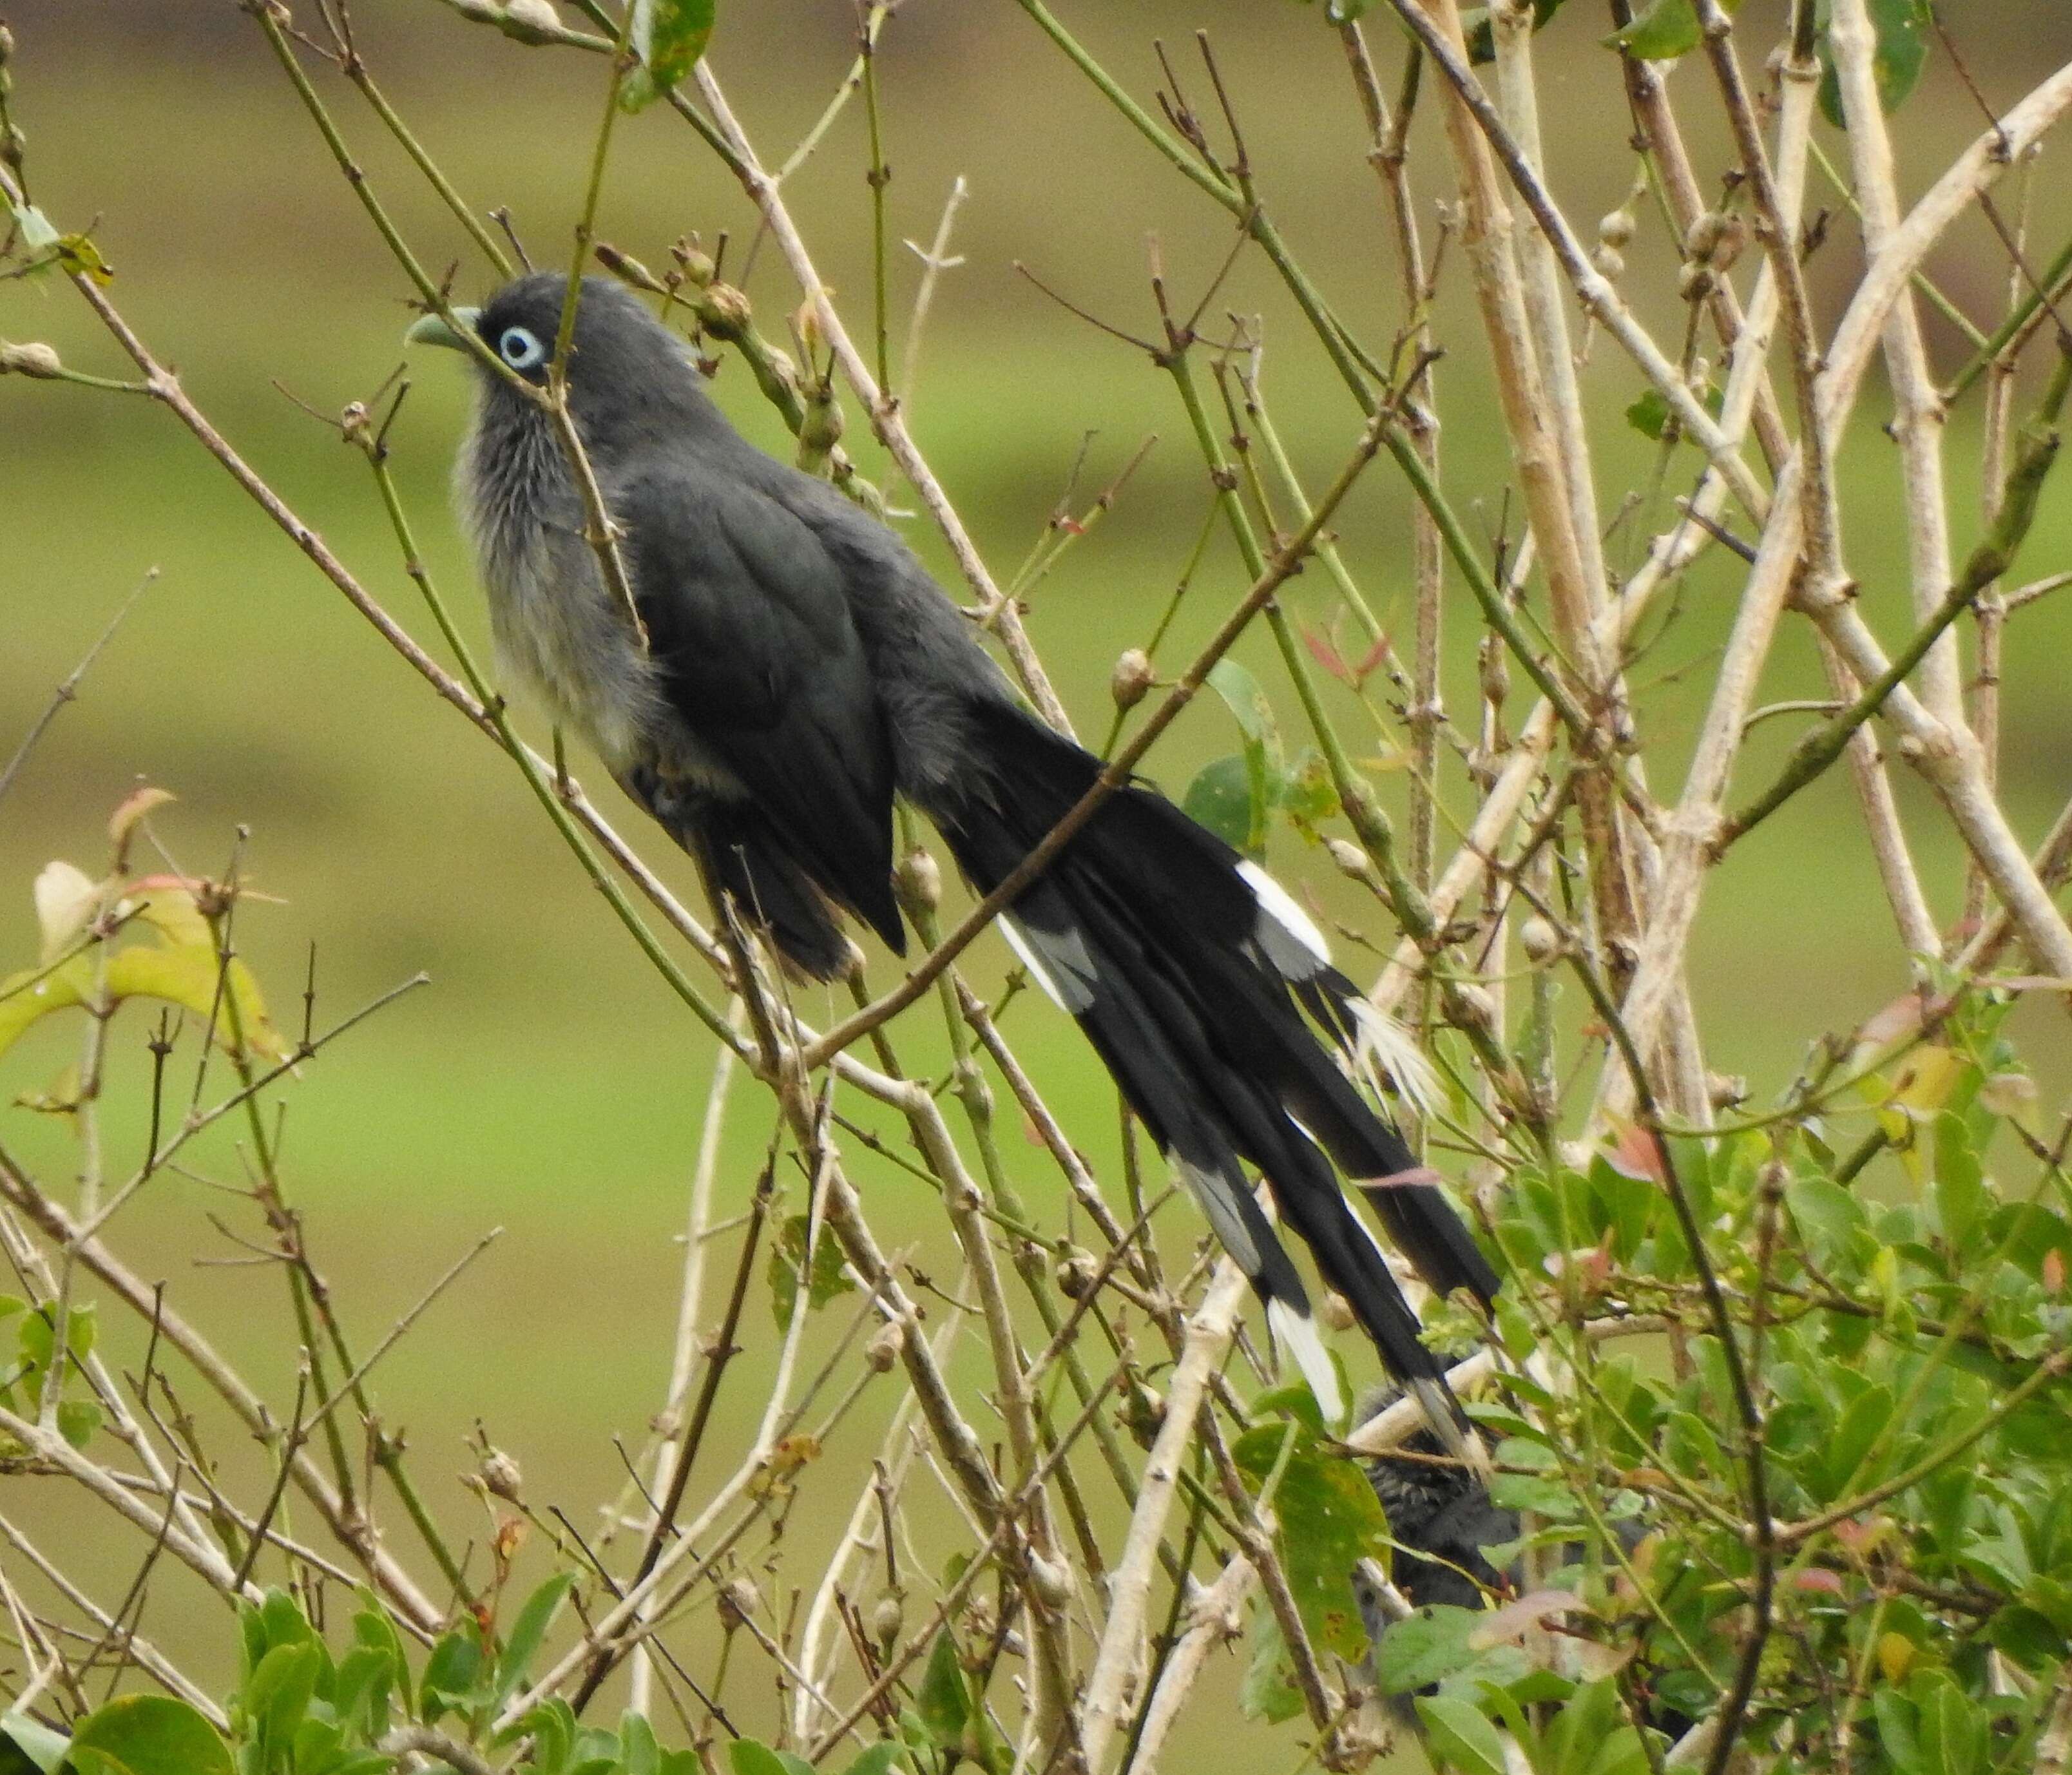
615, 463, 905, 955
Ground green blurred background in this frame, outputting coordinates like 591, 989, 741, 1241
2, 0, 2070, 1759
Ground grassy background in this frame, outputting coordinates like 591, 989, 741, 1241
3, 0, 2071, 1760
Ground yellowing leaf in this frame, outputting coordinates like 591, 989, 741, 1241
1889, 1046, 1963, 1117
0, 957, 95, 1060
33, 861, 102, 962
122, 877, 215, 949
104, 946, 289, 1062
108, 786, 176, 856
622, 0, 716, 111
1877, 1631, 1916, 1684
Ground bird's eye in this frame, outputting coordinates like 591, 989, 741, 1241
497, 326, 546, 371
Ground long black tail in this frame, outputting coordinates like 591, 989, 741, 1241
936, 698, 1497, 1426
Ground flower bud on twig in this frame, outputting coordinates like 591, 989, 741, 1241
1110, 648, 1153, 710
0, 341, 63, 379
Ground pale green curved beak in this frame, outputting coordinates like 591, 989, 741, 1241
405, 307, 481, 350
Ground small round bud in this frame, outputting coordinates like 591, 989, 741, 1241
477, 1446, 524, 1503
595, 244, 657, 290
1707, 214, 1748, 271
1712, 1073, 1752, 1111
1477, 636, 1510, 708
1326, 838, 1373, 881
1684, 212, 1726, 262
1028, 1554, 1075, 1608
1120, 1380, 1165, 1450
868, 1589, 905, 1644
1518, 916, 1560, 964
1597, 206, 1635, 250
865, 1320, 905, 1372
1110, 647, 1154, 710
0, 341, 62, 379
503, 0, 562, 35
1319, 1291, 1357, 1334
717, 1577, 758, 1630
696, 281, 753, 338
0, 22, 15, 64
673, 236, 717, 287
894, 846, 941, 913
1053, 1247, 1100, 1300
1678, 262, 1715, 302
799, 392, 843, 455
1591, 244, 1626, 282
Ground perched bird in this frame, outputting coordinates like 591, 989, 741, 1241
1358, 1417, 1518, 1617
408, 272, 1497, 1428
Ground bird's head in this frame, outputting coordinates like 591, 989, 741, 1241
407, 271, 708, 449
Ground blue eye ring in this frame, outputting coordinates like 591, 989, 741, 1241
497, 325, 546, 371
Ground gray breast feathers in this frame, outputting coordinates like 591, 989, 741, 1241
456, 399, 674, 781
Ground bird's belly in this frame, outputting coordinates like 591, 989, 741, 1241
483, 528, 660, 777
483, 527, 746, 800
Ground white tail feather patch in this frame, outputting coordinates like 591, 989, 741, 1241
1267, 1296, 1345, 1425
1345, 997, 1442, 1122
1238, 860, 1331, 972
999, 915, 1094, 1014
1410, 1376, 1486, 1471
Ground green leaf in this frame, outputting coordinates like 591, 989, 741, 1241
1276, 747, 1340, 838
0, 1714, 68, 1775
1819, 1384, 1894, 1503
1788, 1173, 1870, 1271
1238, 1601, 1304, 1723
727, 1743, 811, 1775
1205, 658, 1276, 747
245, 1642, 321, 1753
332, 1644, 397, 1743
1182, 755, 1265, 856
17, 1305, 95, 1411
839, 1744, 906, 1775
9, 205, 59, 253
916, 1629, 970, 1747
1606, 0, 1740, 60
55, 1399, 101, 1450
68, 1698, 232, 1775
768, 1214, 855, 1330
1231, 1422, 1392, 1657
257, 1588, 313, 1654
622, 0, 717, 112
1625, 387, 1673, 441
1196, 658, 1283, 858
1625, 379, 1723, 444
495, 1571, 574, 1706
419, 1627, 487, 1725
1932, 1111, 1987, 1256
1372, 1606, 1486, 1693
1415, 1692, 1509, 1775
619, 1711, 662, 1775
1818, 0, 1933, 128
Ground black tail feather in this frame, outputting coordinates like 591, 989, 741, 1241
937, 696, 1495, 1408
